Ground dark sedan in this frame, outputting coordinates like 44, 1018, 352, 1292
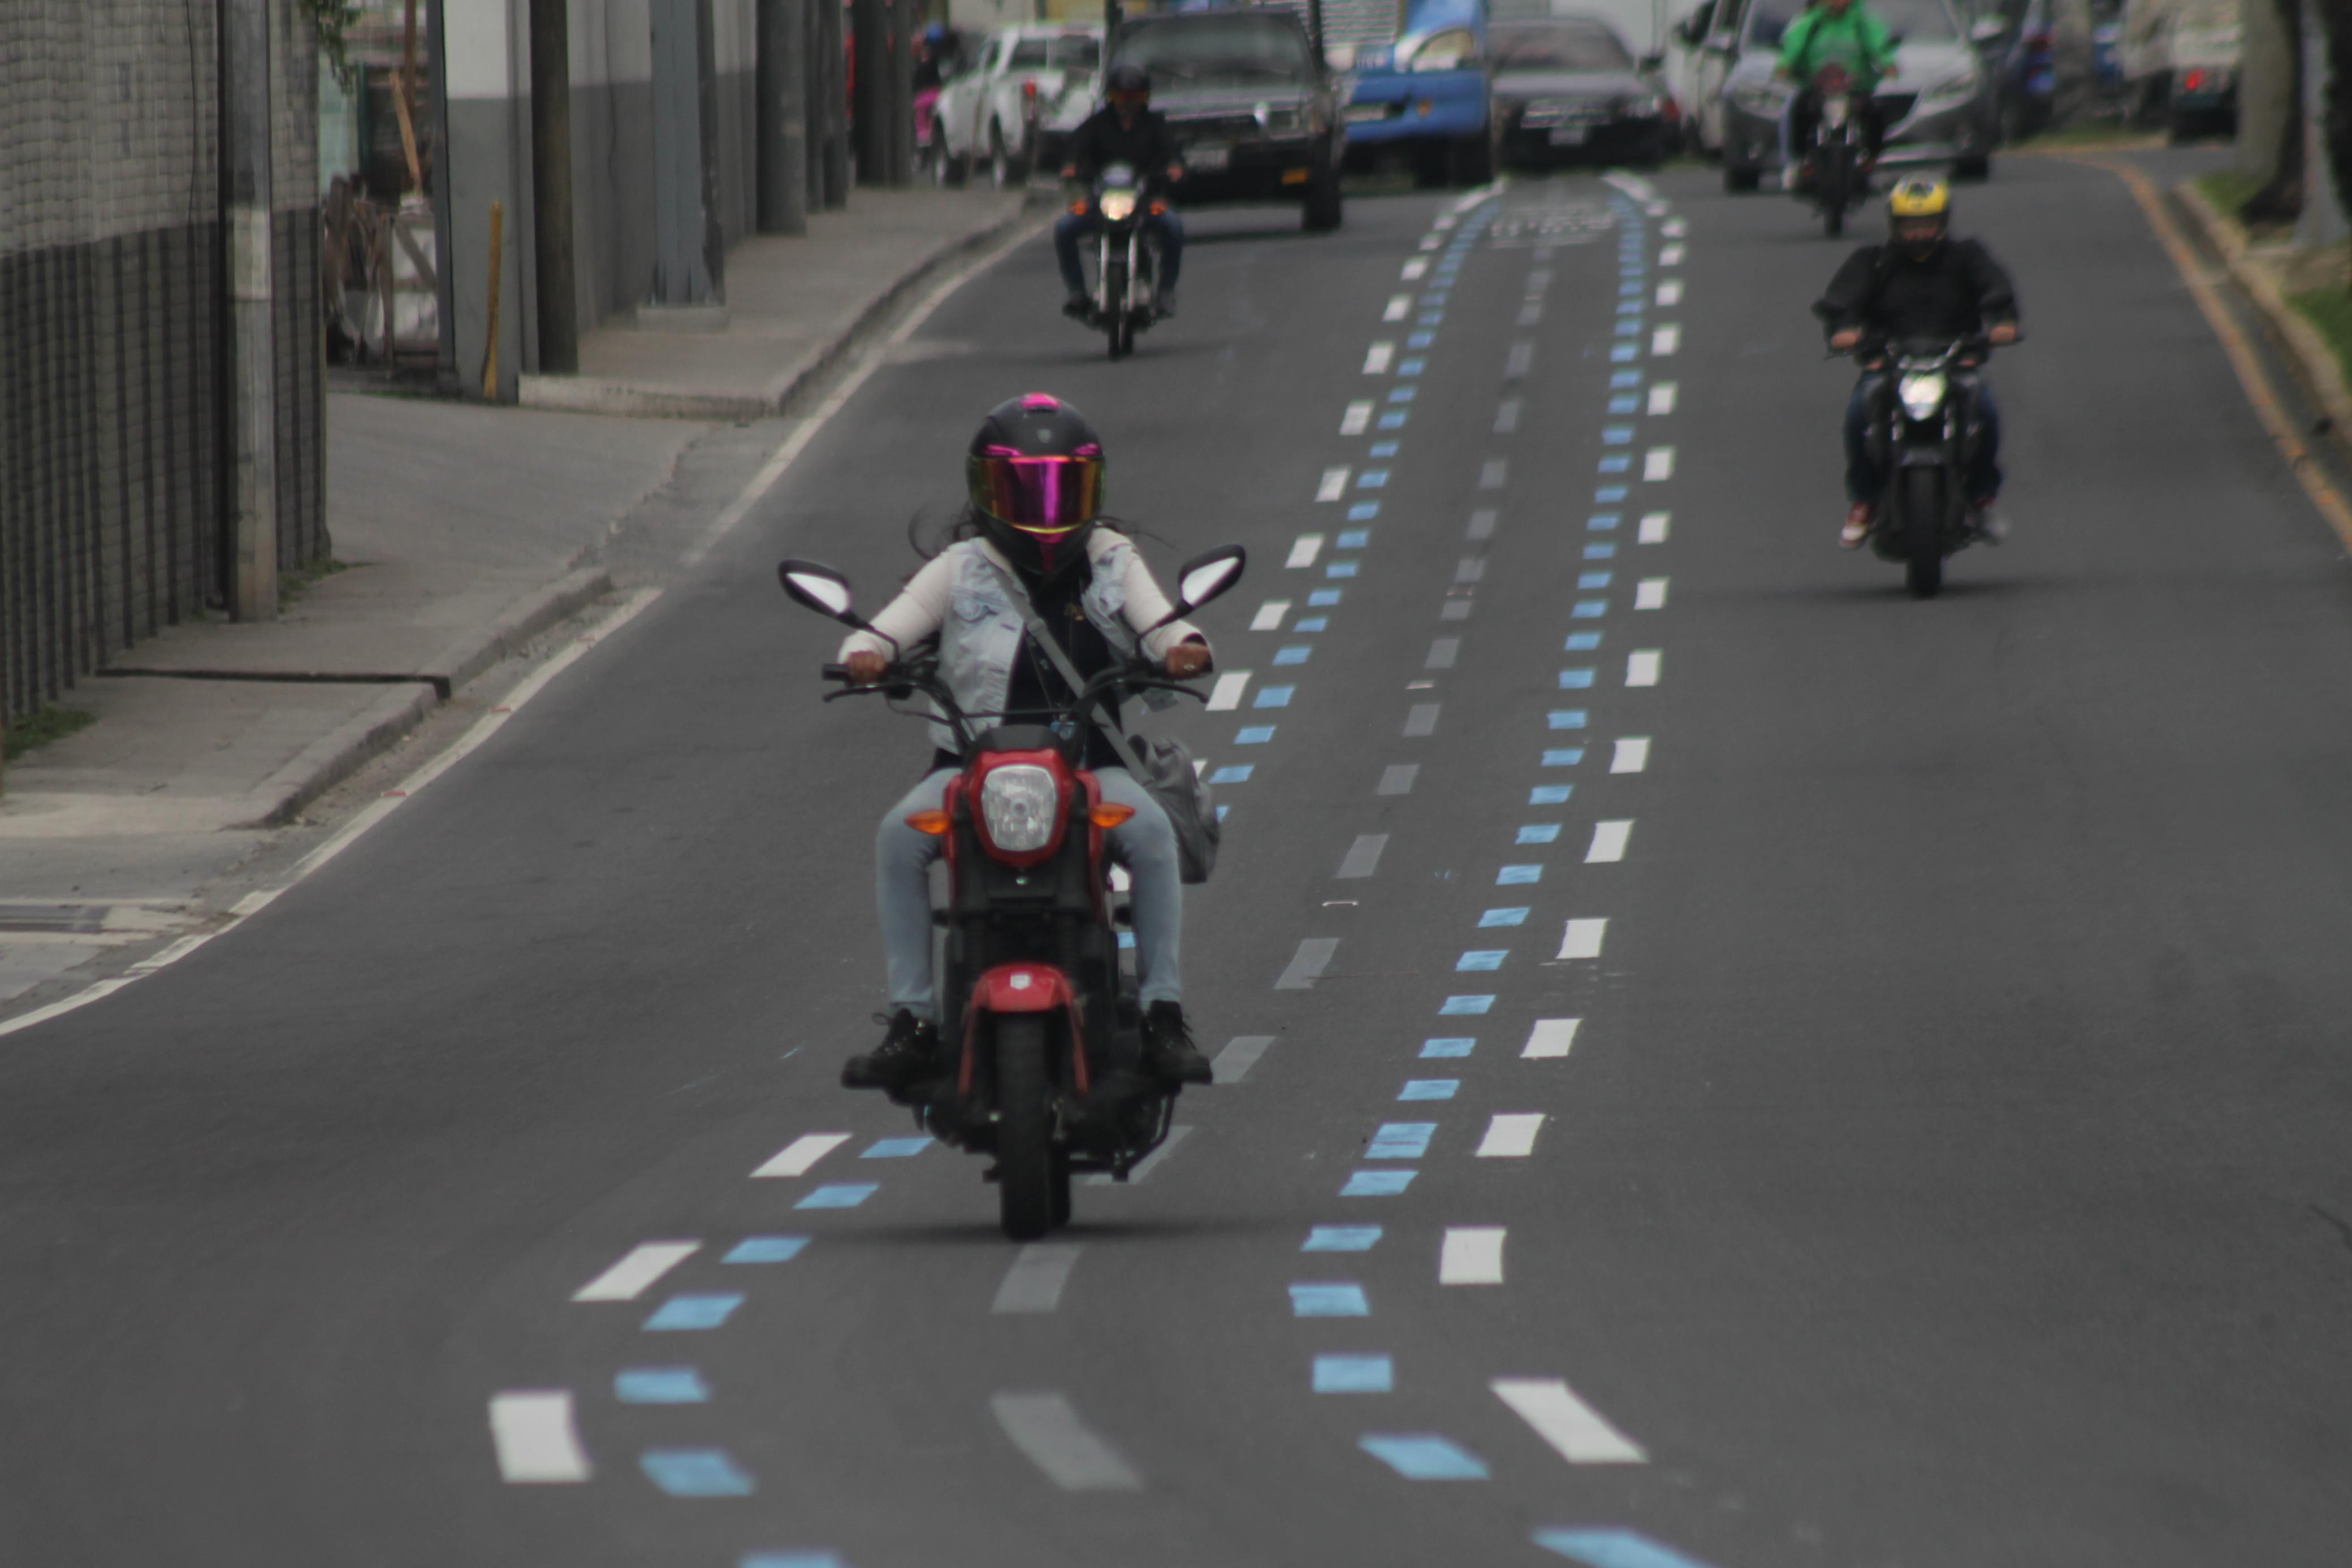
1490, 18, 1674, 168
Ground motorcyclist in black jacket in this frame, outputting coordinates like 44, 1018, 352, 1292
1057, 63, 1187, 318
1815, 179, 2021, 549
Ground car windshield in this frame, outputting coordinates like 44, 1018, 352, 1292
1745, 0, 1960, 46
1489, 23, 1635, 70
1114, 15, 1314, 86
1009, 33, 1102, 68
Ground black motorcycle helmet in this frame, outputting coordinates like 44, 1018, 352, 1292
965, 393, 1106, 581
1105, 60, 1151, 112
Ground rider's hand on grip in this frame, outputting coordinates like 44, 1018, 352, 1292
1165, 640, 1211, 679
845, 650, 891, 686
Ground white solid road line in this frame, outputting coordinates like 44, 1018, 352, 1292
1336, 834, 1390, 880
1385, 294, 1412, 321
1627, 651, 1661, 687
1318, 467, 1351, 502
490, 1391, 594, 1483
1251, 600, 1290, 631
1287, 534, 1326, 569
1492, 1378, 1648, 1465
1635, 579, 1667, 610
1364, 342, 1395, 374
1611, 737, 1651, 774
753, 1132, 853, 1179
1650, 325, 1680, 356
1341, 402, 1373, 436
1440, 1227, 1507, 1285
1647, 384, 1676, 415
1637, 512, 1670, 543
1657, 279, 1684, 306
1643, 448, 1675, 482
1557, 919, 1608, 960
1523, 1018, 1581, 1059
1476, 1114, 1546, 1158
572, 1241, 701, 1302
1212, 1035, 1276, 1084
1276, 938, 1341, 990
991, 1392, 1143, 1491
1206, 672, 1253, 712
993, 1244, 1084, 1314
1586, 821, 1633, 864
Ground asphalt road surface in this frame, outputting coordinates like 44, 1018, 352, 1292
3, 153, 2350, 1568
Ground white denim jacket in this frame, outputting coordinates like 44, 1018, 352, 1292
840, 531, 1207, 753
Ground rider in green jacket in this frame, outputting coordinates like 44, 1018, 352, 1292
1774, 0, 1899, 188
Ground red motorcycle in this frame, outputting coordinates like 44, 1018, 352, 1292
779, 548, 1244, 1238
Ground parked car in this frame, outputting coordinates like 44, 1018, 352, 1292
1112, 8, 1347, 228
1674, 0, 1750, 157
933, 24, 1104, 188
1489, 16, 1676, 166
1717, 0, 1999, 190
2119, 0, 2238, 140
1341, 0, 1499, 187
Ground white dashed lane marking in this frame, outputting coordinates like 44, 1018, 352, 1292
1627, 651, 1661, 687
1476, 1114, 1546, 1158
1426, 638, 1459, 670
1207, 672, 1253, 711
1365, 342, 1395, 374
1647, 384, 1676, 415
1251, 600, 1290, 631
1492, 1378, 1649, 1465
1657, 279, 1683, 306
1495, 399, 1521, 434
1318, 467, 1350, 502
1661, 243, 1686, 266
1635, 579, 1667, 610
993, 1245, 1083, 1314
1439, 1227, 1507, 1285
1336, 835, 1390, 880
753, 1133, 851, 1179
1403, 258, 1429, 279
1643, 448, 1674, 482
572, 1242, 701, 1302
1385, 294, 1412, 321
1377, 764, 1419, 795
1287, 534, 1326, 569
490, 1392, 593, 1483
1213, 1035, 1276, 1084
1342, 402, 1372, 435
1611, 737, 1651, 773
1586, 821, 1632, 863
991, 1393, 1143, 1491
1523, 1018, 1580, 1059
1638, 512, 1670, 544
1276, 938, 1342, 990
1650, 325, 1679, 356
1557, 919, 1609, 959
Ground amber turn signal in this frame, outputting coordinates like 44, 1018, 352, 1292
1088, 804, 1136, 828
905, 810, 952, 835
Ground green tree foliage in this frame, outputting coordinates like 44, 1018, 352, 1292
300, 0, 367, 91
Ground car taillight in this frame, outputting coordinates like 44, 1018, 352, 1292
979, 765, 1062, 854
2182, 68, 2206, 90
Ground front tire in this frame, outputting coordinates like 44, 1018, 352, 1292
1303, 155, 1344, 230
1903, 466, 1945, 599
995, 1014, 1056, 1241
1104, 257, 1129, 360
1953, 153, 1992, 181
988, 123, 1022, 189
1450, 125, 1497, 186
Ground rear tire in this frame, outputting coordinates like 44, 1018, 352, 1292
1903, 466, 1945, 599
1049, 1149, 1073, 1229
995, 1014, 1056, 1242
1451, 125, 1497, 186
1105, 258, 1129, 360
1724, 163, 1761, 193
1303, 156, 1344, 230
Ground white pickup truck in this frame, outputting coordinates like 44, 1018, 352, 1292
933, 24, 1106, 188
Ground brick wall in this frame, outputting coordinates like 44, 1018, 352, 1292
0, 0, 326, 726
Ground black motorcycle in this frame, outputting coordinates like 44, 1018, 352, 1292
777, 547, 1244, 1238
1075, 161, 1162, 361
1801, 63, 1870, 237
1854, 333, 2009, 597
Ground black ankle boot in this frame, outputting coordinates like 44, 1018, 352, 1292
1139, 1001, 1212, 1086
842, 1010, 941, 1091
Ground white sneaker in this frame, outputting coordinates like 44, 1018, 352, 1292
1971, 504, 2008, 545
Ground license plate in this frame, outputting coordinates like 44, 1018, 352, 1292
1548, 125, 1588, 145
1346, 103, 1390, 122
1187, 144, 1231, 171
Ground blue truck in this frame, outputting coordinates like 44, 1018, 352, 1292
1338, 0, 1500, 185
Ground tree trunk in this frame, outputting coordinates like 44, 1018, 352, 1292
2320, 0, 2352, 243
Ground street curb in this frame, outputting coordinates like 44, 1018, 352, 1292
226, 565, 615, 830
2173, 180, 2352, 441
520, 201, 1044, 423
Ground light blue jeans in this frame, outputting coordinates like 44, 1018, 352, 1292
878, 765, 1183, 1021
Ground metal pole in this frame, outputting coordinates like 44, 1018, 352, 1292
759, 0, 811, 233
1305, 0, 1325, 63
887, 0, 915, 185
1106, 0, 1123, 43
853, 0, 886, 183
220, 0, 278, 621
529, 0, 579, 372
821, 0, 851, 203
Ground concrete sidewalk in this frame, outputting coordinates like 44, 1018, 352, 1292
0, 185, 1037, 1020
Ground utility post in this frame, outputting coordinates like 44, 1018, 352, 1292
529, 0, 580, 371
758, 0, 811, 233
853, 0, 888, 184
1106, 0, 1123, 43
220, 0, 278, 621
887, 0, 916, 185
820, 0, 851, 205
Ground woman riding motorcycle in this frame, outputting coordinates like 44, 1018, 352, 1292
837, 395, 1215, 1092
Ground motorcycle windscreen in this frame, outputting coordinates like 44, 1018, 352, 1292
968, 451, 1105, 530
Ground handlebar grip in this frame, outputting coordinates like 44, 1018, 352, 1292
821, 663, 853, 682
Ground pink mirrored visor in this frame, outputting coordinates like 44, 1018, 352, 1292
967, 452, 1104, 531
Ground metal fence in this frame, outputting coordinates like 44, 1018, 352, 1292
0, 0, 326, 727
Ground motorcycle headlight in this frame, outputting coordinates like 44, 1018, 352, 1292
980, 764, 1062, 854
1098, 189, 1138, 222
1898, 371, 1948, 420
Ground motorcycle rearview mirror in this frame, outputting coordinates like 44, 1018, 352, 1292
777, 559, 867, 627
1145, 545, 1247, 631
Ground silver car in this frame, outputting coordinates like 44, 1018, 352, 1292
1717, 0, 1999, 190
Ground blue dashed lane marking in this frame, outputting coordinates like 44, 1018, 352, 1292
795, 1184, 877, 1210
1613, 320, 1640, 338
1273, 647, 1311, 665
1609, 396, 1637, 414
862, 1137, 929, 1158
1480, 907, 1530, 926
1579, 571, 1613, 588
645, 1294, 745, 1331
642, 1448, 756, 1497
1421, 1037, 1475, 1057
742, 1554, 848, 1568
1616, 301, 1643, 316
1602, 427, 1633, 444
1378, 411, 1408, 429
1567, 633, 1602, 650
1611, 345, 1637, 362
1560, 670, 1594, 688
1370, 439, 1401, 456
1619, 281, 1642, 296
1517, 825, 1563, 844
1530, 785, 1573, 804
1597, 485, 1629, 501
1399, 1079, 1459, 1101
1342, 1169, 1416, 1196
1544, 748, 1585, 765
1497, 865, 1542, 885
1308, 588, 1343, 606
1612, 370, 1642, 387
723, 1236, 809, 1264
1549, 709, 1589, 728
1304, 1225, 1383, 1251
1439, 995, 1496, 1015
1360, 1435, 1490, 1480
1533, 1530, 1725, 1568
1254, 686, 1295, 709
1294, 616, 1329, 631
617, 1367, 711, 1404
1235, 726, 1276, 744
1367, 1123, 1436, 1158
1589, 512, 1620, 529
1327, 561, 1360, 578
1337, 528, 1371, 547
1573, 600, 1608, 618
1456, 950, 1507, 972
1347, 503, 1380, 521
1207, 765, 1253, 785
1316, 1355, 1395, 1393
1407, 332, 1435, 348
1387, 386, 1416, 403
1358, 470, 1389, 488
1291, 1283, 1371, 1316
1598, 456, 1631, 474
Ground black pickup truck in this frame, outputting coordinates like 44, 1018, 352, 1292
1110, 8, 1346, 231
